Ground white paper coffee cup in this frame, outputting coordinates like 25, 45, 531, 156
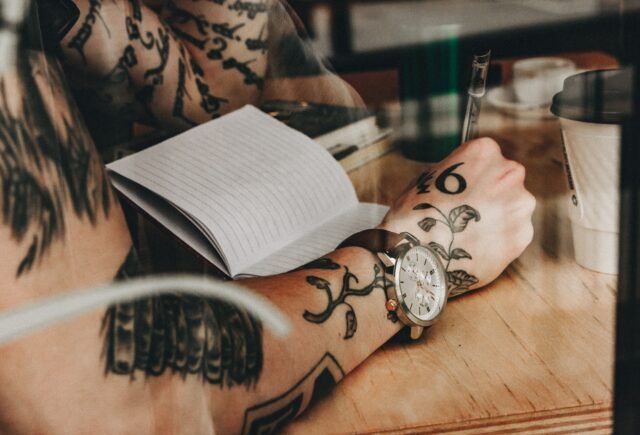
559, 119, 619, 274
551, 68, 631, 274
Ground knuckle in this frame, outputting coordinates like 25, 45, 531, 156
513, 161, 526, 174
525, 192, 537, 213
475, 136, 499, 147
524, 224, 534, 246
506, 160, 525, 175
461, 137, 500, 157
514, 224, 534, 254
474, 137, 501, 155
501, 161, 526, 184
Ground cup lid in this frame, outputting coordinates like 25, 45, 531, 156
550, 68, 632, 124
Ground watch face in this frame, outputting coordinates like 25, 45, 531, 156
394, 245, 447, 323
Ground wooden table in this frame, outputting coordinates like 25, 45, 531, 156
285, 107, 616, 433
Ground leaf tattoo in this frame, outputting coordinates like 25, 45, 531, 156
447, 270, 479, 297
450, 248, 472, 260
345, 309, 357, 339
418, 217, 437, 232
302, 263, 388, 339
428, 242, 449, 261
449, 205, 481, 233
413, 203, 433, 210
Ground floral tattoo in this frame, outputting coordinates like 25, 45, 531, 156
414, 162, 480, 297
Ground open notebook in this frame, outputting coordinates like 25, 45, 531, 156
107, 105, 389, 278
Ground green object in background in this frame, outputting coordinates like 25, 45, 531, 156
398, 31, 460, 162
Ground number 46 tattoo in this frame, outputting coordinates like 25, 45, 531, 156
417, 162, 466, 195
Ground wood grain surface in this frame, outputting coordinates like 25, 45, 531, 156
285, 106, 616, 434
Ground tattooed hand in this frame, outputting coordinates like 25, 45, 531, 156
379, 138, 536, 296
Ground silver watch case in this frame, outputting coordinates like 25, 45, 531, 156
379, 233, 449, 332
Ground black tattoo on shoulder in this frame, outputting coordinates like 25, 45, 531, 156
222, 57, 264, 90
67, 0, 110, 65
172, 59, 197, 126
413, 202, 480, 296
1, 55, 111, 277
105, 45, 138, 85
196, 78, 228, 116
166, 0, 210, 35
103, 247, 264, 387
241, 353, 344, 435
245, 24, 267, 54
128, 0, 142, 21
143, 29, 170, 84
228, 0, 267, 20
207, 37, 229, 60
117, 9, 181, 123
172, 26, 209, 50
211, 22, 245, 41
302, 262, 389, 339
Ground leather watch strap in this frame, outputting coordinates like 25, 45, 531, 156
336, 229, 406, 254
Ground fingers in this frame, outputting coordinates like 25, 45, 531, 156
460, 137, 535, 257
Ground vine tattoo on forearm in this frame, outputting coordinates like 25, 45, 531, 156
298, 258, 390, 339
414, 162, 480, 297
102, 247, 264, 388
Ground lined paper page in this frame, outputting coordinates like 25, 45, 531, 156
107, 106, 358, 276
242, 203, 389, 277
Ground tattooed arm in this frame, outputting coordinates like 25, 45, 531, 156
59, 0, 269, 131
58, 0, 360, 135
97, 138, 534, 434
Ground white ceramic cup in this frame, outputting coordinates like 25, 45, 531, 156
513, 57, 576, 106
558, 118, 620, 274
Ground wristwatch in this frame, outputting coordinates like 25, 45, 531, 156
337, 229, 449, 339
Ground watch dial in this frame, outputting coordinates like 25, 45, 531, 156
395, 245, 446, 322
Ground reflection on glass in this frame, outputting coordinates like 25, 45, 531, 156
0, 0, 631, 433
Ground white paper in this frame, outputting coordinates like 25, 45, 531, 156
242, 203, 389, 277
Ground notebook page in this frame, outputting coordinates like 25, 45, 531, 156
109, 173, 228, 273
240, 202, 389, 277
107, 105, 358, 276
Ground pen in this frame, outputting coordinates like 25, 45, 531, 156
460, 50, 491, 143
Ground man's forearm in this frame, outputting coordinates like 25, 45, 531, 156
102, 245, 400, 434
229, 247, 401, 433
